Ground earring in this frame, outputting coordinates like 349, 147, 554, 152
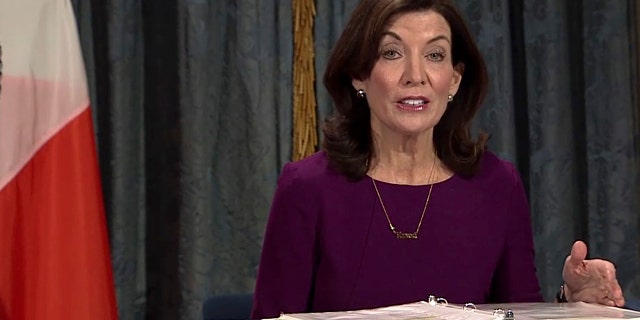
447, 94, 453, 102
356, 89, 366, 99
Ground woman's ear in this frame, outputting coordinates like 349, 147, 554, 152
450, 63, 464, 95
352, 78, 365, 92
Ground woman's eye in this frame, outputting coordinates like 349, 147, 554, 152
381, 49, 401, 59
427, 51, 445, 61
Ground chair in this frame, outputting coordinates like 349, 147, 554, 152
626, 297, 640, 312
202, 293, 254, 320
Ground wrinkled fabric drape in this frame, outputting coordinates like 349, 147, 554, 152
73, 0, 148, 318
460, 0, 640, 300
177, 1, 292, 318
71, 0, 639, 319
522, 0, 639, 300
74, 1, 292, 319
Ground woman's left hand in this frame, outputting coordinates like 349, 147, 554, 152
562, 240, 625, 307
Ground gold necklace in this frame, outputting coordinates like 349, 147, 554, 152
371, 158, 437, 239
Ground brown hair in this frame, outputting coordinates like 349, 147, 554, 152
322, 0, 489, 181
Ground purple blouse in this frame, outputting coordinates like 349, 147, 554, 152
251, 151, 542, 319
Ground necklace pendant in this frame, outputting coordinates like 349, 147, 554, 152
394, 231, 418, 239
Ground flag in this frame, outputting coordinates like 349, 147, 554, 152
0, 1, 118, 319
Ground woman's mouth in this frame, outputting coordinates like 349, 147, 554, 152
397, 99, 428, 111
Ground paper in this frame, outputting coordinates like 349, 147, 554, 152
276, 301, 508, 320
271, 301, 640, 320
476, 302, 640, 320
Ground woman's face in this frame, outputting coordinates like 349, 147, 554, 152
352, 10, 462, 137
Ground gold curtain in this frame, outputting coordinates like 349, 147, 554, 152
292, 0, 318, 161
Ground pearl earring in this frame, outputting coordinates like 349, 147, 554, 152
356, 89, 366, 99
447, 94, 453, 102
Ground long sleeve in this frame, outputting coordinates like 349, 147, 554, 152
490, 163, 543, 302
251, 163, 319, 319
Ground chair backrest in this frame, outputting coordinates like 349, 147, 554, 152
626, 297, 640, 312
202, 293, 254, 320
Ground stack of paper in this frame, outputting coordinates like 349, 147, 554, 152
273, 301, 640, 320
477, 302, 640, 320
275, 301, 520, 320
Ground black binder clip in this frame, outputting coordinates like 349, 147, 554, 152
505, 309, 515, 320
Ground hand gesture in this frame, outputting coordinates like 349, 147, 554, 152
562, 240, 625, 307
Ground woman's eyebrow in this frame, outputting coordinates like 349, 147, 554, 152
381, 31, 451, 45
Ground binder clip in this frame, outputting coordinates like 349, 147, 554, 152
492, 308, 515, 320
427, 294, 448, 306
463, 303, 477, 312
505, 309, 515, 320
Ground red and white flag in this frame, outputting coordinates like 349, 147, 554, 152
0, 1, 118, 319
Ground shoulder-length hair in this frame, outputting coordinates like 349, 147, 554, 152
322, 0, 489, 181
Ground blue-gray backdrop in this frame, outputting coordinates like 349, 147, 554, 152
71, 1, 640, 319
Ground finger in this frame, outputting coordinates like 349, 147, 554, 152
593, 265, 626, 308
606, 277, 625, 306
594, 260, 623, 298
597, 287, 625, 307
612, 294, 626, 307
567, 240, 588, 266
614, 296, 625, 307
593, 260, 617, 281
600, 298, 616, 307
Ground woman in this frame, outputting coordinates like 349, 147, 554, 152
251, 0, 624, 318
